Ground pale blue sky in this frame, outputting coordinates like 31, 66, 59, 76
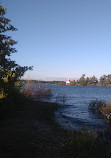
1, 0, 111, 80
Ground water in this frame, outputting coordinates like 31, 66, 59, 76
34, 84, 111, 130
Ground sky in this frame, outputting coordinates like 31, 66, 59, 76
1, 0, 111, 80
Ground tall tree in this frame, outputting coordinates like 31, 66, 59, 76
99, 75, 108, 86
85, 77, 90, 85
0, 6, 32, 98
89, 75, 98, 85
79, 74, 86, 86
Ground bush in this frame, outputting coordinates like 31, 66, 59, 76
88, 100, 106, 115
100, 100, 111, 120
89, 99, 111, 121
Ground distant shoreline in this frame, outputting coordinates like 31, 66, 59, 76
21, 80, 111, 87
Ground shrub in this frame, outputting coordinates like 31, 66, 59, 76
89, 99, 111, 121
100, 100, 111, 120
88, 99, 106, 115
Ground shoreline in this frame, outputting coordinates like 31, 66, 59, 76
23, 80, 111, 87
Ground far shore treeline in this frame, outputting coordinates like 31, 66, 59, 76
23, 74, 111, 86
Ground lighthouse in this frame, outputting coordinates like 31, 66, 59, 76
66, 79, 71, 85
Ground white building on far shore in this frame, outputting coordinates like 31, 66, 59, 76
66, 79, 71, 85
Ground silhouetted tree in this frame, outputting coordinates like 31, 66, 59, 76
0, 6, 32, 98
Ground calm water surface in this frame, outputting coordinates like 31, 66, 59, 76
36, 84, 111, 130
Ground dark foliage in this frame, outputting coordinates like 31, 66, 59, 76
0, 6, 32, 100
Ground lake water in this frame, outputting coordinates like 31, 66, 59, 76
34, 84, 111, 130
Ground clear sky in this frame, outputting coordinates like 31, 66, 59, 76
1, 0, 111, 80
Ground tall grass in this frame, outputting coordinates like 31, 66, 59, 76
22, 83, 52, 100
62, 127, 109, 158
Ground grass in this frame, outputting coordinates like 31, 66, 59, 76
62, 128, 110, 158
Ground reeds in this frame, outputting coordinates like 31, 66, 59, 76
22, 83, 52, 100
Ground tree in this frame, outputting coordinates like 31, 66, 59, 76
70, 80, 76, 85
0, 6, 32, 98
89, 75, 98, 85
107, 74, 111, 85
100, 75, 109, 86
79, 74, 86, 86
85, 77, 90, 85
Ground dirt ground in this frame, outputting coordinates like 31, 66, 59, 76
0, 100, 71, 158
